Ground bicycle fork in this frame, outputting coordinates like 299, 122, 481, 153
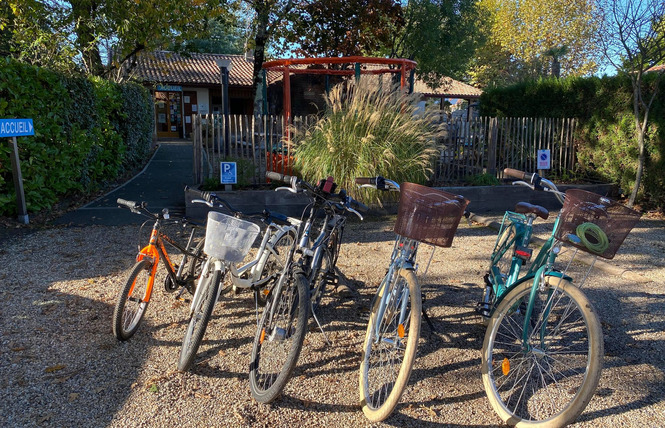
188, 258, 224, 318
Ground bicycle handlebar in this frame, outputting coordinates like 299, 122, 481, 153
267, 172, 365, 218
117, 198, 141, 210
504, 168, 536, 183
503, 168, 565, 205
355, 176, 400, 192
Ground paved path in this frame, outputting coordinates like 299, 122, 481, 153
53, 140, 195, 226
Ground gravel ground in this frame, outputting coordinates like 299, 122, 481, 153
0, 213, 663, 427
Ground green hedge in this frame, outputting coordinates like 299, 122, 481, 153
0, 58, 154, 215
480, 74, 665, 209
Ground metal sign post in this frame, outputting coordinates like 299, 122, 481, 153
1, 118, 35, 224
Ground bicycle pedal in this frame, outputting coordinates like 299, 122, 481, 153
177, 296, 191, 303
324, 271, 338, 285
475, 302, 491, 318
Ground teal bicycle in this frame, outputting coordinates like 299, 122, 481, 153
479, 168, 640, 427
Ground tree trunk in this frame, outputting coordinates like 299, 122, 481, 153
70, 0, 104, 76
251, 1, 270, 115
628, 82, 647, 207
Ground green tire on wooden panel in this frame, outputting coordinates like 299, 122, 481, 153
482, 277, 603, 427
177, 268, 221, 372
359, 268, 421, 422
112, 259, 153, 341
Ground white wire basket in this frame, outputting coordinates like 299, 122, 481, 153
204, 211, 260, 262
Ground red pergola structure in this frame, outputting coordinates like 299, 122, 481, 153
262, 56, 418, 125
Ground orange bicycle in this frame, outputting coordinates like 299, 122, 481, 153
112, 198, 206, 341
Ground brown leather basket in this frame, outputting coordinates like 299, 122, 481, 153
555, 189, 641, 259
394, 182, 469, 248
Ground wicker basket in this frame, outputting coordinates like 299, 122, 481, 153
394, 182, 469, 248
555, 189, 641, 259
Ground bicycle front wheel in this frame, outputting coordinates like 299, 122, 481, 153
112, 259, 154, 341
482, 277, 603, 427
359, 268, 421, 422
256, 230, 296, 306
177, 267, 221, 372
249, 271, 309, 403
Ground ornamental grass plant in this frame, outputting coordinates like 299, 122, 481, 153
291, 77, 441, 198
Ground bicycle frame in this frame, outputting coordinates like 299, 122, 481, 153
372, 236, 419, 342
228, 222, 299, 291
134, 220, 203, 303
188, 221, 299, 318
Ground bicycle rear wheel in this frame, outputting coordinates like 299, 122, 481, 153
359, 268, 421, 422
177, 267, 221, 372
249, 271, 309, 403
113, 259, 153, 341
482, 277, 603, 427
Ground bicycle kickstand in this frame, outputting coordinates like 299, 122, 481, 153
311, 304, 332, 346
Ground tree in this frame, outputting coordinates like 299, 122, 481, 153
173, 15, 248, 55
244, 0, 296, 113
597, 0, 665, 206
471, 0, 601, 87
2, 0, 227, 79
275, 0, 403, 57
388, 0, 484, 88
1, 1, 80, 74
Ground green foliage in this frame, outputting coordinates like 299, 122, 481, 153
396, 0, 484, 85
292, 77, 439, 197
275, 0, 403, 57
471, 0, 600, 87
480, 73, 665, 209
2, 0, 226, 78
466, 173, 500, 186
0, 58, 153, 216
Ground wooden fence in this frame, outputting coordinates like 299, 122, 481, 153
192, 114, 577, 186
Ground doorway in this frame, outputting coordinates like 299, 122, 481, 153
155, 91, 183, 138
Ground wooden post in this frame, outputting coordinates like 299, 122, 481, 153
9, 136, 28, 224
488, 117, 498, 176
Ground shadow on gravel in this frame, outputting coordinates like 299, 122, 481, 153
0, 291, 148, 427
579, 284, 665, 422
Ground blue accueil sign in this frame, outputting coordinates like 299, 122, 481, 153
156, 85, 182, 92
0, 119, 34, 138
221, 162, 237, 184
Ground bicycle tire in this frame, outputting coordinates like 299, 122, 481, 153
359, 268, 421, 422
112, 259, 153, 341
256, 231, 296, 306
249, 271, 309, 403
482, 277, 603, 427
183, 237, 206, 293
177, 267, 221, 372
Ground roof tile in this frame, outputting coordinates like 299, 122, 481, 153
133, 50, 255, 86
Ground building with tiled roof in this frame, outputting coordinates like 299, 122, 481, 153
132, 50, 258, 138
132, 50, 485, 138
412, 76, 482, 119
412, 77, 483, 100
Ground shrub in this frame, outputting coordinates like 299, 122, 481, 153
479, 73, 665, 209
291, 77, 439, 197
0, 58, 153, 215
